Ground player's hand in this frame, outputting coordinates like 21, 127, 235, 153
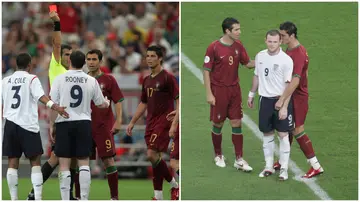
53, 105, 69, 119
111, 121, 121, 135
104, 96, 110, 108
49, 11, 60, 22
126, 123, 134, 136
275, 99, 284, 110
207, 93, 216, 106
247, 97, 254, 108
278, 107, 288, 120
49, 124, 56, 144
169, 124, 177, 138
166, 110, 176, 121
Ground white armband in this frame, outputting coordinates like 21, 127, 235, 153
46, 100, 54, 109
248, 91, 256, 98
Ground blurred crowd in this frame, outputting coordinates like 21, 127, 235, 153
2, 2, 179, 83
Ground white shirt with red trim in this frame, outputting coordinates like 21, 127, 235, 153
2, 71, 45, 132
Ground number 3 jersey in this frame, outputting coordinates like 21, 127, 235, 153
50, 70, 106, 123
141, 70, 179, 131
2, 71, 45, 133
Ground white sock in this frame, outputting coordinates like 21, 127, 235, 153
31, 166, 43, 200
309, 156, 321, 170
7, 168, 18, 200
79, 166, 91, 200
154, 190, 163, 200
279, 135, 291, 170
263, 135, 275, 169
59, 170, 71, 200
169, 177, 178, 188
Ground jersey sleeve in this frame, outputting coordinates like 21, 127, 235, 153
167, 74, 179, 100
254, 53, 259, 76
140, 80, 147, 104
49, 53, 67, 86
239, 43, 250, 65
49, 77, 60, 103
292, 52, 306, 78
284, 57, 293, 83
30, 76, 45, 101
203, 42, 215, 71
109, 75, 124, 103
92, 79, 106, 106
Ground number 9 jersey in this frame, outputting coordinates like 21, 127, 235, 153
49, 70, 106, 123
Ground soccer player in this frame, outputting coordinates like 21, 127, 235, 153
167, 102, 180, 187
50, 50, 110, 200
86, 49, 124, 200
203, 17, 255, 170
27, 10, 78, 200
2, 53, 69, 200
274, 21, 324, 178
247, 30, 294, 180
126, 45, 179, 200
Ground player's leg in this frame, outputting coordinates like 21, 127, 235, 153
258, 97, 277, 177
147, 149, 165, 200
102, 157, 118, 200
70, 157, 80, 200
170, 132, 180, 179
293, 98, 323, 178
228, 84, 252, 172
170, 158, 179, 200
75, 121, 93, 200
3, 120, 20, 200
210, 85, 228, 167
29, 155, 43, 200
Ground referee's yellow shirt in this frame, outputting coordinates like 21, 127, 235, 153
48, 53, 67, 86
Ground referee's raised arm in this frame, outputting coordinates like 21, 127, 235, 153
50, 11, 61, 63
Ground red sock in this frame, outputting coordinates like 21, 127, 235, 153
152, 160, 164, 191
159, 159, 172, 182
232, 134, 243, 159
211, 132, 222, 156
75, 172, 80, 198
295, 132, 315, 159
106, 166, 118, 199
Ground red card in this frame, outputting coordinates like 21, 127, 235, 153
49, 5, 57, 12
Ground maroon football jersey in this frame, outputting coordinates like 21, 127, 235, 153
91, 73, 124, 128
286, 44, 309, 97
141, 70, 179, 130
203, 40, 250, 86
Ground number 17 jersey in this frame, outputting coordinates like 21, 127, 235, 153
49, 70, 106, 123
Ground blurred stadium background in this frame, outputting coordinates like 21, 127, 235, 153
2, 2, 178, 200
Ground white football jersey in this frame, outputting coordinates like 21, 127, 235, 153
2, 71, 45, 133
49, 70, 106, 123
255, 49, 293, 97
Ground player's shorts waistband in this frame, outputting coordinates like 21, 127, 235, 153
260, 95, 280, 99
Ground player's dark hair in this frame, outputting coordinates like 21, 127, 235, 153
70, 51, 86, 69
222, 17, 240, 34
147, 45, 164, 64
61, 44, 72, 56
16, 53, 32, 70
266, 29, 281, 40
279, 21, 298, 39
86, 49, 103, 61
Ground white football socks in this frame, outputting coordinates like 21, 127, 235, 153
59, 170, 71, 200
309, 156, 321, 170
31, 166, 43, 200
79, 166, 91, 200
154, 190, 163, 200
263, 135, 275, 169
7, 168, 18, 200
169, 177, 179, 188
279, 134, 290, 170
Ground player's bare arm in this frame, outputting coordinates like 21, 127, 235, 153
278, 82, 291, 120
111, 102, 123, 134
245, 60, 255, 69
50, 11, 61, 63
275, 76, 300, 110
169, 99, 179, 138
126, 102, 147, 136
247, 75, 259, 108
203, 70, 215, 106
39, 95, 69, 119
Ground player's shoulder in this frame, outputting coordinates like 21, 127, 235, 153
256, 49, 268, 58
207, 40, 221, 49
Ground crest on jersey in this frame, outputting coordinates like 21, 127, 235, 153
235, 49, 238, 55
273, 64, 279, 71
100, 83, 105, 90
156, 82, 160, 88
217, 114, 221, 120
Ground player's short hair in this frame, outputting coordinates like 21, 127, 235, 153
222, 17, 240, 34
266, 29, 281, 40
86, 49, 103, 61
70, 51, 86, 69
61, 44, 72, 56
147, 45, 164, 58
279, 21, 298, 39
16, 53, 32, 70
